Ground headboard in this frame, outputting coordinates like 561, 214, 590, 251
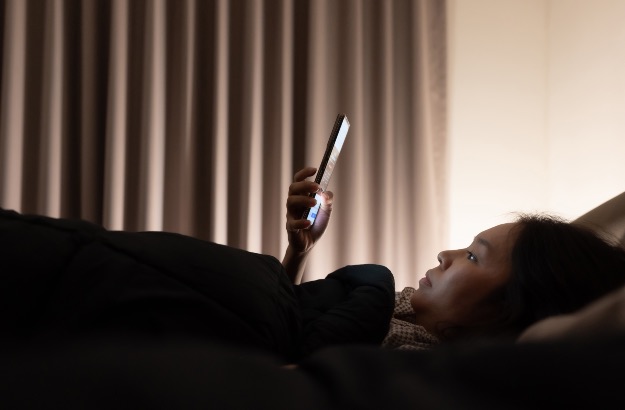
573, 191, 625, 248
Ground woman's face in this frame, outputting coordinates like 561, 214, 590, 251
411, 223, 517, 339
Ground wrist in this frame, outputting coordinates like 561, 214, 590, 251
286, 244, 310, 259
282, 245, 311, 285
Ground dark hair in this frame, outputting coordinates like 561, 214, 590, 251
498, 213, 625, 337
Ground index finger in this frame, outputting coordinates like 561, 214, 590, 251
293, 167, 317, 182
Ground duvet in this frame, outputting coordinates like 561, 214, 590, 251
0, 208, 395, 361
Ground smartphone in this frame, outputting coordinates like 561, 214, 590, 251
302, 113, 350, 226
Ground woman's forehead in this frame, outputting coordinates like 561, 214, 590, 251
475, 223, 516, 251
482, 223, 515, 236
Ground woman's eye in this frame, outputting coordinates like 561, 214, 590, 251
466, 251, 478, 262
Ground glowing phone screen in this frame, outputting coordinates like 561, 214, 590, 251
304, 115, 350, 225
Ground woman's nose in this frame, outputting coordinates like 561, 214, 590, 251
437, 250, 451, 270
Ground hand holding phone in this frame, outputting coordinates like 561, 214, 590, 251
302, 114, 350, 227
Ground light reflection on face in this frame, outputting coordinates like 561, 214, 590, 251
410, 223, 517, 339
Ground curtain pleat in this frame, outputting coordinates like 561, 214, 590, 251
0, 0, 447, 288
0, 0, 26, 211
208, 0, 230, 244
78, 0, 105, 223
139, 0, 166, 231
104, 0, 128, 230
162, 0, 194, 236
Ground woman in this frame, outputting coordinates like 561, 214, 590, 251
284, 167, 625, 348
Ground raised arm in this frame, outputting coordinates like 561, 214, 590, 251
282, 167, 334, 284
517, 283, 625, 344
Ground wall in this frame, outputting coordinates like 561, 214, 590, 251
447, 0, 625, 249
547, 0, 625, 218
447, 0, 549, 248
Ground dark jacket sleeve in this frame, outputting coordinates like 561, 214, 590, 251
294, 264, 395, 356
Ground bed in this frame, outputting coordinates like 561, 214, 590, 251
1, 191, 625, 409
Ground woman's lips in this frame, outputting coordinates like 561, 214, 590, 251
419, 272, 432, 288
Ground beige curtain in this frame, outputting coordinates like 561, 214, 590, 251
0, 0, 447, 288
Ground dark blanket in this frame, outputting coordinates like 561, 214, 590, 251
0, 208, 394, 361
2, 334, 625, 409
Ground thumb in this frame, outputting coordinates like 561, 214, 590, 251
320, 190, 334, 212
